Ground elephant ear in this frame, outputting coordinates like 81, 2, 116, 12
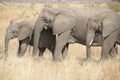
102, 19, 118, 38
53, 13, 76, 35
18, 25, 33, 41
10, 19, 16, 24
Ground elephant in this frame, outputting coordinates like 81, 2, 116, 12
33, 8, 120, 61
5, 19, 56, 60
86, 13, 119, 60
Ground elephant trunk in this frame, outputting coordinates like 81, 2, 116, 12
86, 30, 95, 59
86, 30, 95, 46
33, 16, 44, 56
5, 34, 11, 58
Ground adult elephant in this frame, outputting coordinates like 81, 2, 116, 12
5, 20, 56, 60
33, 8, 120, 61
86, 13, 120, 60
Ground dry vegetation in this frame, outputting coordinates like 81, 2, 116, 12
0, 2, 120, 80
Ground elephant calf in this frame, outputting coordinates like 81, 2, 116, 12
5, 19, 55, 59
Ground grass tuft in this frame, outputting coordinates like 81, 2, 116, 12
107, 2, 120, 12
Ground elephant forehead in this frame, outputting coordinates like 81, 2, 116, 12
12, 26, 18, 31
42, 12, 49, 17
8, 23, 18, 31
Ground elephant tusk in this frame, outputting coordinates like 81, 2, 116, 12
43, 23, 48, 30
56, 34, 58, 38
89, 39, 93, 46
43, 26, 48, 30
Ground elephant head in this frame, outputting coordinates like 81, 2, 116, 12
86, 16, 103, 46
5, 19, 33, 58
33, 8, 77, 55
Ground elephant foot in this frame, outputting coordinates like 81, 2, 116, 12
100, 54, 109, 61
53, 53, 62, 62
39, 55, 44, 59
99, 57, 109, 62
32, 54, 39, 59
62, 56, 66, 60
33, 50, 39, 59
53, 57, 61, 62
17, 53, 24, 57
4, 54, 8, 62
110, 54, 117, 61
39, 54, 43, 57
83, 58, 92, 62
39, 55, 43, 58
110, 57, 117, 61
80, 58, 99, 63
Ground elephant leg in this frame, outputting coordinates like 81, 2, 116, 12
17, 44, 21, 55
48, 47, 55, 59
17, 38, 29, 57
62, 43, 69, 60
101, 31, 117, 60
17, 41, 22, 56
53, 30, 71, 61
109, 43, 118, 59
86, 45, 91, 60
39, 47, 46, 57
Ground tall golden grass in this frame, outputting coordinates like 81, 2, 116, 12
0, 2, 120, 80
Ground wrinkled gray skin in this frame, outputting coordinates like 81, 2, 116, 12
86, 13, 120, 60
33, 8, 120, 61
5, 20, 56, 60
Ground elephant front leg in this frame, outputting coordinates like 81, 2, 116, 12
17, 39, 29, 57
101, 31, 117, 61
62, 43, 69, 60
53, 30, 71, 61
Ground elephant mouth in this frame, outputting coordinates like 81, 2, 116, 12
11, 36, 17, 39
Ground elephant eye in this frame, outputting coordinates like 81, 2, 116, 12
12, 31, 15, 33
43, 17, 49, 23
12, 31, 17, 33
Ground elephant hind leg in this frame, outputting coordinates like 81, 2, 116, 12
101, 31, 118, 60
109, 43, 118, 59
62, 43, 69, 60
39, 47, 46, 57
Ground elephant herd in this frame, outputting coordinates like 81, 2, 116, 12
5, 7, 120, 62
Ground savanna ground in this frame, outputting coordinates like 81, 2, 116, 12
0, 2, 120, 80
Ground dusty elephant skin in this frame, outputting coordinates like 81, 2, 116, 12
5, 20, 56, 60
86, 13, 120, 60
33, 8, 120, 61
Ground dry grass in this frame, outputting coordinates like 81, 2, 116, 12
0, 2, 120, 80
